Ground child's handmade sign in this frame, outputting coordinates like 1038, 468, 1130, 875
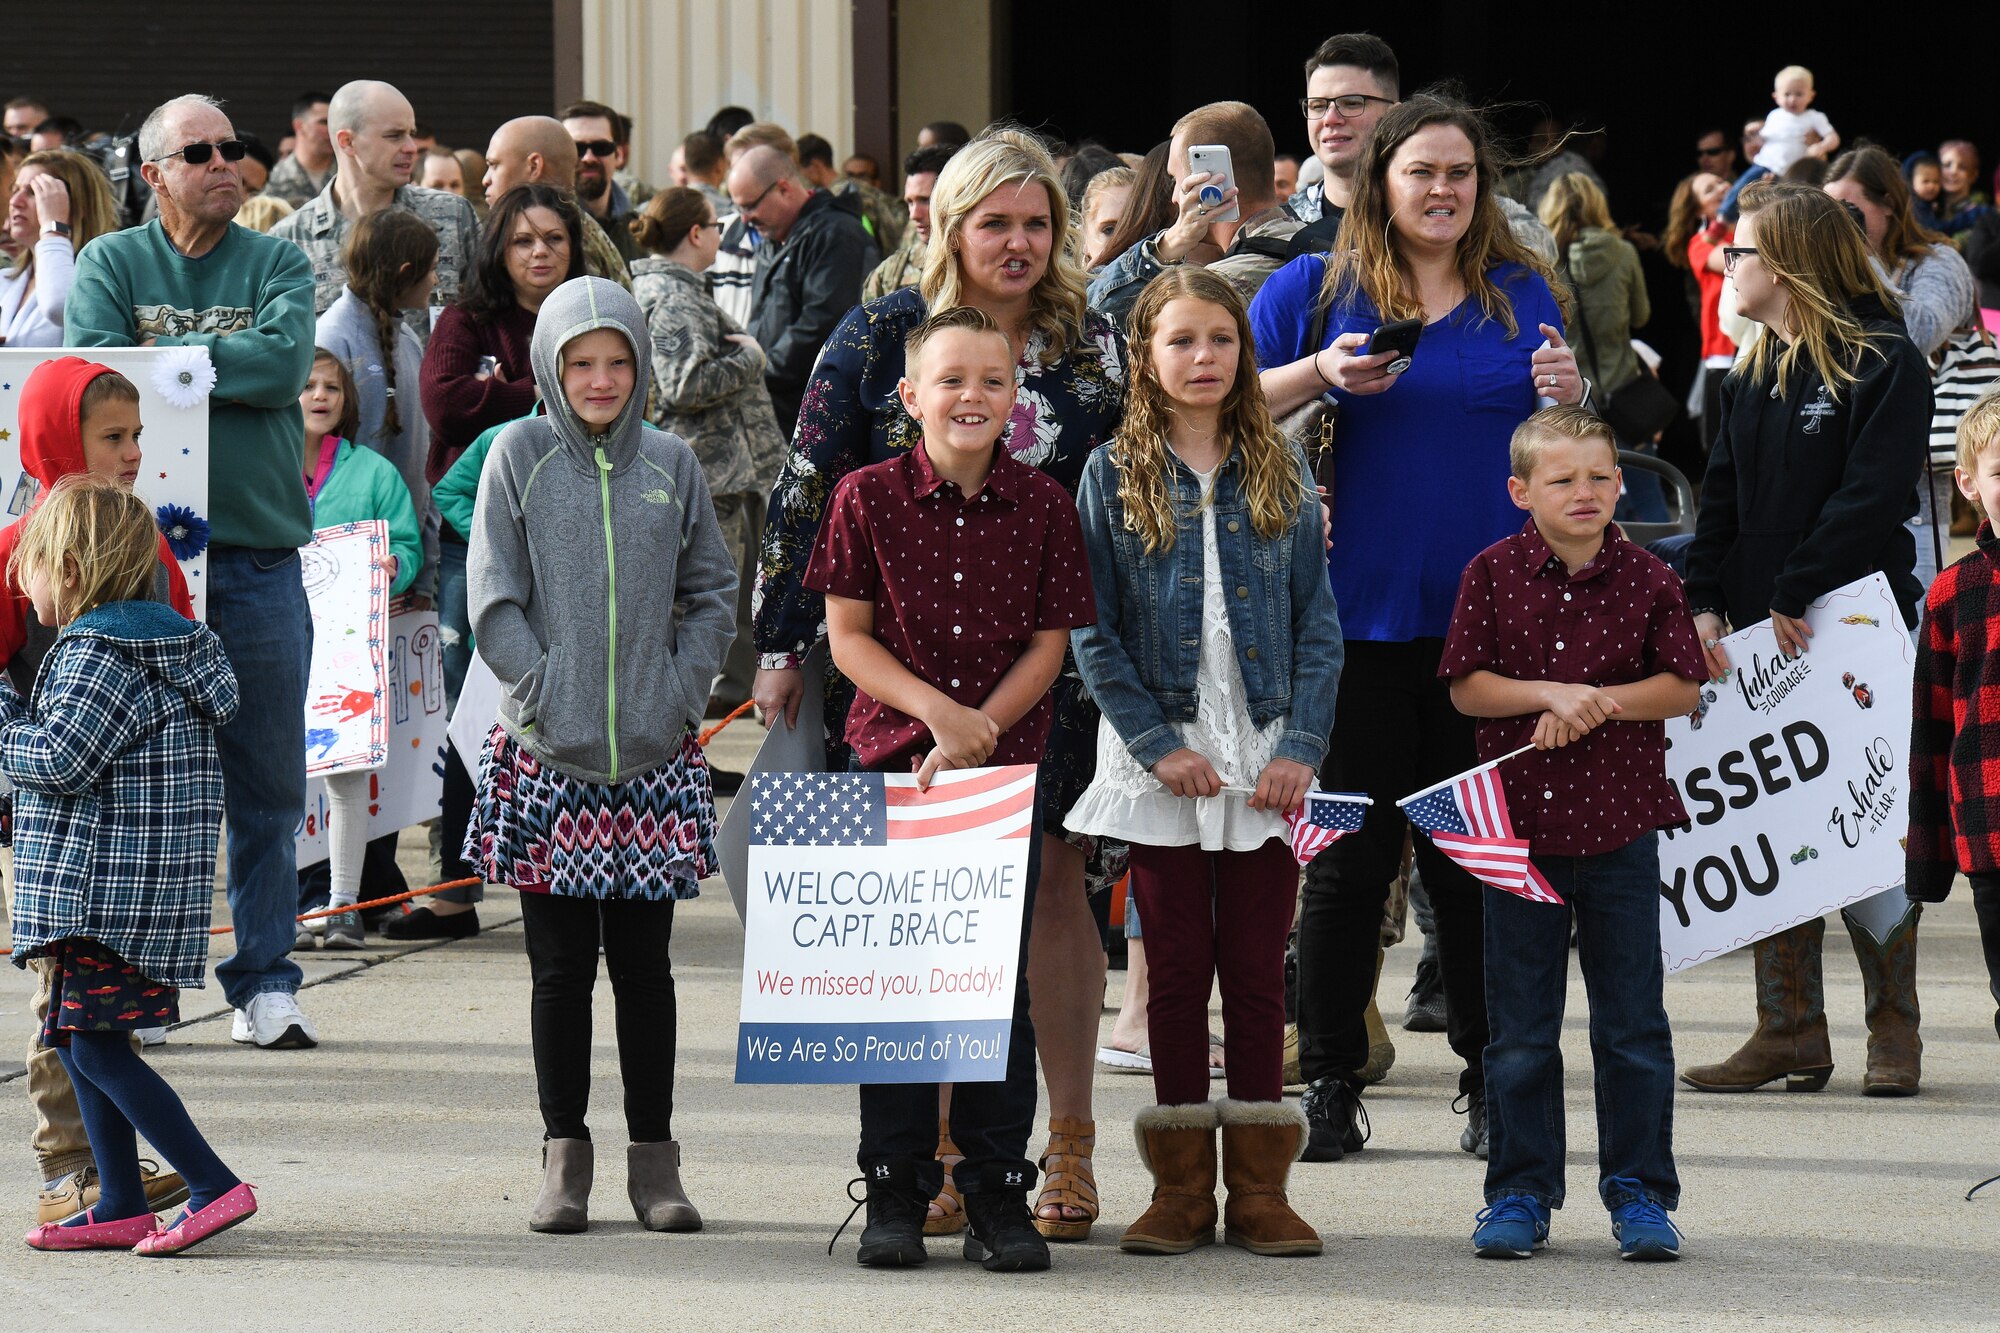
295, 603, 448, 864
0, 347, 213, 618
736, 764, 1034, 1084
1659, 573, 1914, 973
301, 521, 390, 776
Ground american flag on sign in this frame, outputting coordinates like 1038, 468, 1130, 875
750, 765, 1037, 846
1398, 758, 1564, 905
1282, 790, 1372, 866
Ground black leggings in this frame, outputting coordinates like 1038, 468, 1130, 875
1969, 874, 2000, 1040
1295, 638, 1491, 1095
520, 893, 679, 1142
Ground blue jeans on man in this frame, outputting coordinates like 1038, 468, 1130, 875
1482, 832, 1679, 1212
206, 546, 312, 1009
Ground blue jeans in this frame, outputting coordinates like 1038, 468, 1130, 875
1483, 832, 1679, 1211
207, 546, 312, 1008
1720, 164, 1772, 224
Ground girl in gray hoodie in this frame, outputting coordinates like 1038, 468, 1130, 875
464, 275, 737, 1236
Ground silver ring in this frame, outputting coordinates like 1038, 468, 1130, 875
1703, 638, 1719, 649
1196, 204, 1208, 216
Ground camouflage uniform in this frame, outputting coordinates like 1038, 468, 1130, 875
264, 153, 335, 209
270, 182, 480, 337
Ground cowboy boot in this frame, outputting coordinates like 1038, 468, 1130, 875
528, 1138, 592, 1233
1218, 1100, 1322, 1257
1120, 1102, 1219, 1255
1845, 905, 1922, 1096
1681, 919, 1833, 1092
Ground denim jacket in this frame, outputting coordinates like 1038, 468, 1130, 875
1072, 442, 1343, 773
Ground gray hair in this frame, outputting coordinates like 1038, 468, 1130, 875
138, 94, 227, 162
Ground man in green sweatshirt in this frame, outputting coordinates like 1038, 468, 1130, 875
65, 92, 323, 1052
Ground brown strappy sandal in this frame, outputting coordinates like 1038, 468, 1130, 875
925, 1116, 966, 1236
1033, 1115, 1099, 1242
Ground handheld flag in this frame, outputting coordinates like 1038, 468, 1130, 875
1397, 751, 1563, 905
1282, 790, 1371, 867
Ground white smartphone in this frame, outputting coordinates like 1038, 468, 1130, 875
1186, 144, 1240, 224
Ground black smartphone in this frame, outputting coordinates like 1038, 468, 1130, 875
1365, 317, 1423, 375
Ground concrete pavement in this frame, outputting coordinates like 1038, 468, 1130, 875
2, 716, 1997, 1329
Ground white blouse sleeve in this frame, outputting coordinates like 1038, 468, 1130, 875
31, 236, 76, 329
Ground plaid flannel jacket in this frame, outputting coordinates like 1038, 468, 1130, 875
1908, 524, 2000, 902
1, 603, 238, 988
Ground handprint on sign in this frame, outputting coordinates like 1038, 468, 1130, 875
313, 687, 376, 722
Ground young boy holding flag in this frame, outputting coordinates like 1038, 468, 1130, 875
1434, 405, 1705, 1261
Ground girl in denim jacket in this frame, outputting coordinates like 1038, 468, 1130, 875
1067, 269, 1342, 1259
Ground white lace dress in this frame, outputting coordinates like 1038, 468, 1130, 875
1066, 466, 1288, 852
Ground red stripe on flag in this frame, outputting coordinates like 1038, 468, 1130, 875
885, 784, 1036, 839
883, 764, 1035, 806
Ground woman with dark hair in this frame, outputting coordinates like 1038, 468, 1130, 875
404, 183, 586, 941
1825, 143, 1978, 590
1092, 142, 1183, 274
1681, 179, 1931, 1097
1250, 94, 1580, 1164
1935, 140, 1994, 241
1057, 141, 1124, 215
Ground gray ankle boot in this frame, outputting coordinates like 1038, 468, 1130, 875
627, 1140, 702, 1232
529, 1138, 592, 1233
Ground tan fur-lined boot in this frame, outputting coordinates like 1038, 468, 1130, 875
1218, 1099, 1322, 1257
1119, 1102, 1219, 1255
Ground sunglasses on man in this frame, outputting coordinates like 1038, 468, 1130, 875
152, 139, 248, 165
573, 139, 619, 160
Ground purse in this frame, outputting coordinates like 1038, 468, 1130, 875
1277, 284, 1339, 496
1563, 258, 1678, 443
1929, 321, 2000, 470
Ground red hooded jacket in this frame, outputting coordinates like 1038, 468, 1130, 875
0, 356, 194, 686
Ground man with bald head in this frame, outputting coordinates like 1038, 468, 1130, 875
482, 115, 631, 288
728, 142, 876, 430
271, 78, 479, 322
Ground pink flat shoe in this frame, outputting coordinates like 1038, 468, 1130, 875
24, 1207, 158, 1251
133, 1183, 257, 1256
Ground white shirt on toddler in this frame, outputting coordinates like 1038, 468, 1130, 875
1753, 107, 1835, 174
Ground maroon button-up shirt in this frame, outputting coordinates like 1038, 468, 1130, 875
804, 441, 1097, 772
1439, 520, 1707, 856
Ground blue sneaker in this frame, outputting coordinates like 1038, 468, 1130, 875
1472, 1196, 1549, 1258
1606, 1182, 1681, 1261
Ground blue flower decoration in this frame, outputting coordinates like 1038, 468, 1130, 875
156, 504, 210, 561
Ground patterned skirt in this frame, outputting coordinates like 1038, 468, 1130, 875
463, 724, 717, 901
39, 938, 179, 1048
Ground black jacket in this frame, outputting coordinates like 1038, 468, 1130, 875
1686, 295, 1933, 629
748, 189, 878, 431
1965, 211, 2000, 310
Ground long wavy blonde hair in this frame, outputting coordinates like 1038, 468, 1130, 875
1537, 171, 1616, 257
1322, 95, 1567, 338
1114, 268, 1304, 553
1732, 178, 1901, 402
920, 126, 1090, 364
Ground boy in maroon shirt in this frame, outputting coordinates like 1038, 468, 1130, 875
803, 306, 1095, 1273
1439, 406, 1705, 1262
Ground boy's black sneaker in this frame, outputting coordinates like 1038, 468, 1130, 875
962, 1185, 1051, 1272
1300, 1075, 1370, 1162
840, 1160, 930, 1267
1456, 1089, 1490, 1159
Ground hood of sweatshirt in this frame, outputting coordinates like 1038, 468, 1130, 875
1564, 226, 1624, 288
62, 600, 235, 725
527, 275, 654, 473
19, 356, 118, 488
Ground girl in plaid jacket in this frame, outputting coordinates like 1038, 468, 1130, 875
4, 478, 255, 1256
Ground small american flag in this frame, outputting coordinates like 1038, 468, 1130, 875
750, 765, 1037, 846
1282, 790, 1371, 866
1398, 758, 1564, 905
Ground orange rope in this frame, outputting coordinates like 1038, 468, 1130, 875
4, 704, 762, 955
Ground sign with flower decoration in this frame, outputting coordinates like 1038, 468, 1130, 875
0, 348, 213, 619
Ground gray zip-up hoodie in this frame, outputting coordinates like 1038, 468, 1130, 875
468, 276, 737, 783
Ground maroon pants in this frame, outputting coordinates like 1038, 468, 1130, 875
1128, 838, 1298, 1106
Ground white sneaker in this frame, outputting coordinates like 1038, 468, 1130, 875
135, 1026, 167, 1048
231, 992, 319, 1049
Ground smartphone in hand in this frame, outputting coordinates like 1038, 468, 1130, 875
1186, 144, 1240, 225
1365, 317, 1422, 375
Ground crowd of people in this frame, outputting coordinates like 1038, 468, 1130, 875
1, 30, 1998, 1270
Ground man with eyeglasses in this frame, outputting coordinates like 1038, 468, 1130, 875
727, 142, 876, 432
482, 115, 633, 290
271, 79, 479, 332
65, 93, 322, 1052
560, 100, 644, 264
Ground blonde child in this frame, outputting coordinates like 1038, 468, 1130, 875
1067, 268, 1342, 1259
7, 477, 251, 1255
1722, 65, 1840, 220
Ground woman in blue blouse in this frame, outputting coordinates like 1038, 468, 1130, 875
751, 127, 1126, 1242
1248, 95, 1583, 1163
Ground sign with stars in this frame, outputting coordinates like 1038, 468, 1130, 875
300, 521, 391, 775
0, 348, 212, 619
736, 765, 1036, 1083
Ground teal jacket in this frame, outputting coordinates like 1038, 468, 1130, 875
433, 415, 527, 545
311, 436, 421, 596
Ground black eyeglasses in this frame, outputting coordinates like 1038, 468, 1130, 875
1301, 94, 1394, 121
1722, 246, 1757, 274
734, 178, 781, 214
153, 139, 247, 165
573, 139, 618, 160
